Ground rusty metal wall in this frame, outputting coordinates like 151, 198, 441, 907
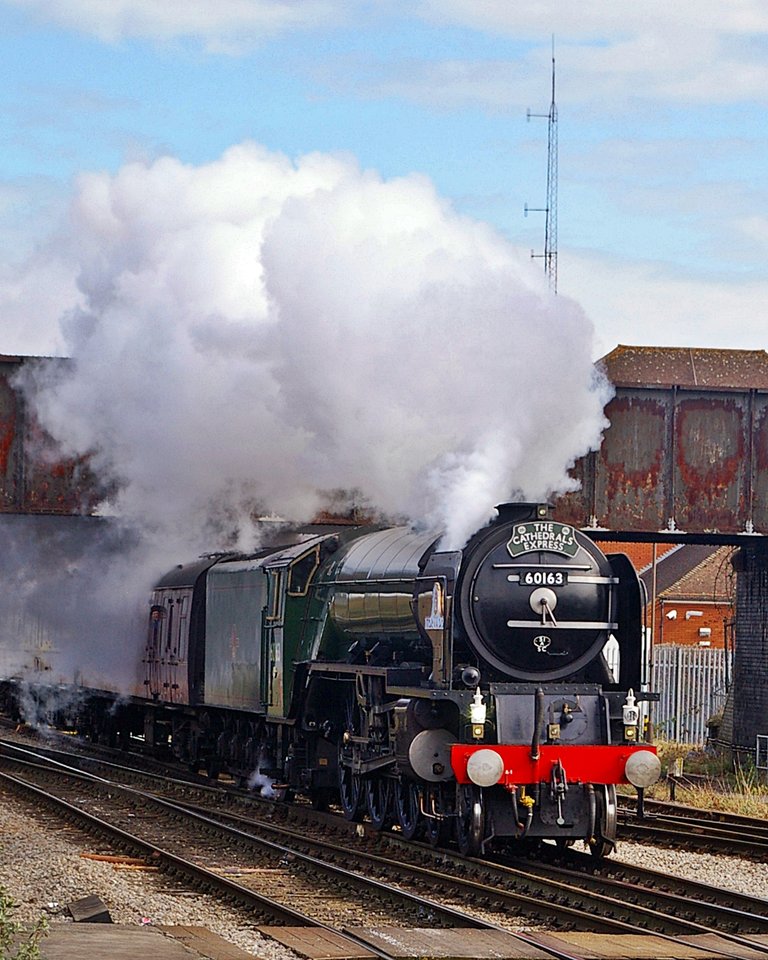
0, 356, 100, 515
0, 358, 25, 510
5, 353, 767, 533
555, 386, 768, 535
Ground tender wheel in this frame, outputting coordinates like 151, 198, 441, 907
395, 779, 422, 840
456, 784, 484, 857
365, 775, 394, 831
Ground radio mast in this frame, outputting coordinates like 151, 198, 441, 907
525, 41, 558, 292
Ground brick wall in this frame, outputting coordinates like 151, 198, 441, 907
654, 600, 731, 648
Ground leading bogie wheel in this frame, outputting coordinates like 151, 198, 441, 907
456, 783, 484, 857
589, 784, 617, 858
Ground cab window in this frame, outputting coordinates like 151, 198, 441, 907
288, 547, 320, 597
266, 569, 285, 622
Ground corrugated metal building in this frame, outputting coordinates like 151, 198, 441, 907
0, 354, 102, 514
579, 346, 767, 756
556, 344, 768, 534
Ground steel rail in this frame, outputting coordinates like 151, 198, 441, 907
618, 814, 768, 859
619, 793, 768, 836
0, 768, 315, 927
493, 851, 768, 934
0, 741, 768, 932
527, 845, 768, 922
0, 754, 485, 929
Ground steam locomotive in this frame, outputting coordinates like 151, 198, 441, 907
5, 502, 660, 856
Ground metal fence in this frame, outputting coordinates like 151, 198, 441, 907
651, 644, 731, 745
757, 735, 768, 773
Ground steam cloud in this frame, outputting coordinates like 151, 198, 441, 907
22, 141, 608, 559
3, 141, 611, 700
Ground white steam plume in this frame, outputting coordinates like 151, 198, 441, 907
21, 141, 609, 560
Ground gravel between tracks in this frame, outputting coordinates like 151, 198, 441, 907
612, 839, 768, 901
3, 790, 768, 959
0, 790, 301, 959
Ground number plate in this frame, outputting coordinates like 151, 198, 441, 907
519, 570, 568, 587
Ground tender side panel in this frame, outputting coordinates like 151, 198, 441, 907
203, 560, 267, 712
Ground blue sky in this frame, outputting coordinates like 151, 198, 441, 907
1, 0, 767, 359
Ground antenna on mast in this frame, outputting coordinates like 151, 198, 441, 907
525, 38, 558, 292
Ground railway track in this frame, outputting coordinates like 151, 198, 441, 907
14, 734, 763, 926
531, 842, 768, 923
617, 793, 768, 858
3, 736, 768, 960
173, 797, 768, 946
0, 753, 475, 926
0, 743, 608, 960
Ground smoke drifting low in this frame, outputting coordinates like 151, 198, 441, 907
23, 142, 608, 559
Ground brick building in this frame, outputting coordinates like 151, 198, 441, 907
596, 541, 735, 649
642, 544, 735, 649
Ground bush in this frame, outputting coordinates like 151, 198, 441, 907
0, 888, 48, 960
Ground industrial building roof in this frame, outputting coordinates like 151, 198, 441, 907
598, 345, 768, 390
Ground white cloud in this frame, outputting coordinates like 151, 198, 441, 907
0, 256, 73, 356
4, 0, 352, 49
323, 2, 768, 110
561, 251, 768, 359
346, 37, 768, 113
418, 1, 768, 39
12, 0, 768, 48
5, 0, 768, 107
735, 215, 768, 251
0, 178, 77, 355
